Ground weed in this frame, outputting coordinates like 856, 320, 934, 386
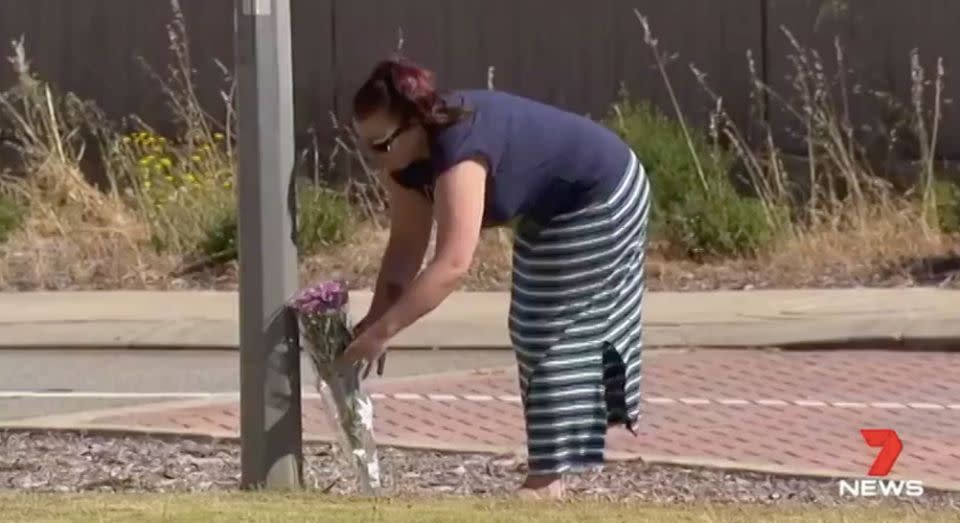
0, 191, 23, 244
607, 90, 787, 258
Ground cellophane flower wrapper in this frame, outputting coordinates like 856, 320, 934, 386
290, 281, 381, 494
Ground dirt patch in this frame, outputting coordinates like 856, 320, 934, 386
300, 226, 960, 292
2, 215, 959, 292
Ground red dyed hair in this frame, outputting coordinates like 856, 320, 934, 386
352, 55, 468, 130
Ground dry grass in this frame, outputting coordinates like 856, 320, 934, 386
300, 222, 389, 288
0, 160, 157, 290
763, 210, 953, 284
2, 492, 956, 523
674, 224, 954, 289
302, 211, 957, 292
301, 226, 513, 291
0, 37, 169, 290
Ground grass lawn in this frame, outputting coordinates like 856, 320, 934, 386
1, 493, 956, 523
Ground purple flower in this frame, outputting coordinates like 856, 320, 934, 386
291, 280, 349, 314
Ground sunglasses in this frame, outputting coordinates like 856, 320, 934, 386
367, 122, 410, 153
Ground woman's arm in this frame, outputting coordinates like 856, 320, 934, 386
363, 171, 434, 327
368, 158, 486, 341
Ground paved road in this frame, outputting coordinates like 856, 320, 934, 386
5, 347, 960, 489
87, 349, 960, 490
0, 348, 516, 421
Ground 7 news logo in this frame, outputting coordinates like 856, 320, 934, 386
838, 429, 924, 497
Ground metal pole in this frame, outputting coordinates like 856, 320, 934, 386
235, 0, 302, 490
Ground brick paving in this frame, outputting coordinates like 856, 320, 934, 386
93, 350, 960, 489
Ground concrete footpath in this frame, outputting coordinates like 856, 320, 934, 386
0, 287, 958, 350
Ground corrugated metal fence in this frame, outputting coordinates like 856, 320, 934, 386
0, 0, 957, 174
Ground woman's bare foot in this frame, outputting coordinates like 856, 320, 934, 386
517, 473, 565, 500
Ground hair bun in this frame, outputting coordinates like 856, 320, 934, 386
353, 55, 469, 130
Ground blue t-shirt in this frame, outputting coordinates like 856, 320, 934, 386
392, 89, 632, 227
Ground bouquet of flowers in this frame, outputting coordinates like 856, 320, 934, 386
290, 280, 381, 494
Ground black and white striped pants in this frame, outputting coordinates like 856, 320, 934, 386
509, 150, 650, 476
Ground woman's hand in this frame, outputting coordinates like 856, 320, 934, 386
352, 313, 388, 377
339, 322, 390, 378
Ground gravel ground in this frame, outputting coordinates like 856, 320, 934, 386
2, 431, 958, 509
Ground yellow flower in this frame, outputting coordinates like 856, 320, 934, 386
139, 155, 154, 166
222, 181, 232, 189
185, 174, 198, 184
122, 136, 132, 144
213, 132, 225, 141
190, 155, 202, 163
144, 180, 152, 189
165, 175, 175, 182
159, 157, 173, 168
158, 137, 167, 144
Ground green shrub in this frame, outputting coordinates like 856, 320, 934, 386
112, 127, 237, 258
0, 192, 23, 244
296, 181, 352, 254
192, 179, 352, 263
604, 95, 787, 258
932, 179, 960, 233
668, 183, 789, 258
197, 207, 238, 260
